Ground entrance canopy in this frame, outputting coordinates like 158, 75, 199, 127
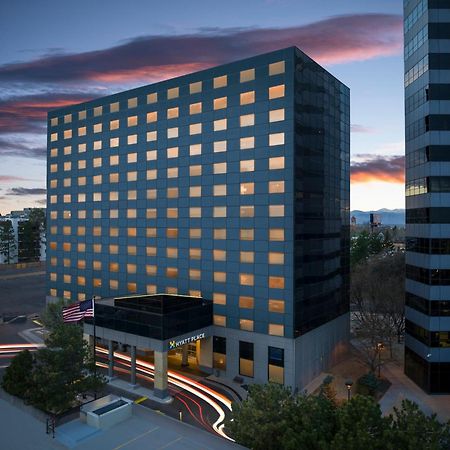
87, 294, 212, 342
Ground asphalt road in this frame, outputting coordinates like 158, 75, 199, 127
0, 265, 46, 316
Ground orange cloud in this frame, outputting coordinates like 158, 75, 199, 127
351, 155, 404, 184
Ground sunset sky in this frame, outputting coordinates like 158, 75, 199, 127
0, 0, 405, 215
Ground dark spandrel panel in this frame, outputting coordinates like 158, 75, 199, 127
406, 292, 450, 316
406, 207, 450, 224
213, 336, 226, 354
268, 346, 284, 367
239, 341, 254, 360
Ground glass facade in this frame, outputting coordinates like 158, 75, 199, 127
47, 47, 349, 388
404, 0, 450, 393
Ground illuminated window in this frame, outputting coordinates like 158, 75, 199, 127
50, 117, 58, 126
214, 206, 227, 218
269, 276, 285, 289
240, 251, 254, 263
214, 229, 226, 240
167, 107, 179, 119
147, 150, 157, 161
50, 179, 57, 188
147, 111, 157, 123
268, 299, 284, 313
214, 272, 226, 282
269, 85, 285, 99
214, 184, 227, 196
190, 186, 202, 197
269, 228, 284, 241
127, 153, 137, 164
147, 189, 156, 199
214, 75, 227, 88
77, 260, 86, 269
214, 141, 227, 153
78, 243, 85, 252
127, 115, 138, 127
214, 118, 227, 132
167, 127, 178, 139
93, 106, 102, 116
127, 283, 137, 293
240, 68, 255, 82
269, 60, 285, 75
64, 129, 72, 139
128, 171, 138, 182
64, 194, 72, 203
167, 247, 178, 258
190, 165, 202, 176
213, 249, 226, 261
77, 176, 86, 186
64, 162, 71, 171
147, 284, 157, 294
269, 156, 285, 170
190, 102, 202, 114
50, 132, 58, 142
50, 163, 57, 173
93, 123, 102, 133
214, 97, 227, 110
63, 274, 71, 284
146, 228, 156, 238
240, 160, 254, 172
190, 207, 201, 218
190, 143, 201, 156
214, 315, 226, 327
213, 293, 226, 305
240, 273, 254, 286
269, 253, 284, 265
189, 81, 202, 94
64, 145, 71, 155
147, 92, 157, 104
269, 133, 285, 146
269, 109, 285, 122
110, 209, 119, 219
147, 208, 157, 219
190, 269, 201, 280
167, 167, 178, 178
110, 137, 119, 148
109, 262, 119, 272
128, 97, 137, 108
78, 126, 86, 136
164, 147, 178, 160
78, 160, 86, 170
240, 319, 254, 332
240, 182, 254, 195
110, 102, 119, 113
269, 181, 285, 193
167, 87, 179, 99
93, 226, 101, 236
110, 227, 119, 237
93, 174, 102, 185
189, 228, 202, 239
190, 123, 202, 135
189, 248, 202, 259
127, 228, 137, 237
128, 134, 138, 145
127, 209, 137, 218
146, 265, 157, 275
213, 162, 227, 174
240, 206, 254, 218
167, 187, 179, 198
110, 280, 119, 290
93, 260, 102, 270
166, 228, 178, 238
166, 267, 178, 278
240, 229, 254, 240
268, 324, 284, 336
239, 296, 254, 309
79, 110, 87, 120
126, 264, 136, 274
240, 91, 255, 105
269, 205, 285, 217
147, 246, 157, 256
109, 191, 119, 201
147, 131, 157, 142
50, 148, 58, 157
147, 169, 157, 180
167, 208, 178, 218
240, 114, 255, 127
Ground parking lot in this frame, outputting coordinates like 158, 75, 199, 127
0, 264, 46, 316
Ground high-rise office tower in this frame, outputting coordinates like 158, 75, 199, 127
46, 47, 350, 390
404, 0, 450, 393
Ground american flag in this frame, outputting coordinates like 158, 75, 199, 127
62, 298, 94, 323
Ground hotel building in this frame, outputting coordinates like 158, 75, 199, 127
46, 46, 350, 391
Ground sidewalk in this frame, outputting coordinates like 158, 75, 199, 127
379, 361, 450, 422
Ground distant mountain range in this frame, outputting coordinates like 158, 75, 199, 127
351, 209, 405, 226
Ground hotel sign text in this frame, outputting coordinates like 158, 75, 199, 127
169, 332, 206, 350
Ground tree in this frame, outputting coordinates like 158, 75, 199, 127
0, 220, 16, 263
227, 383, 293, 450
1, 350, 34, 399
389, 400, 450, 450
331, 396, 389, 450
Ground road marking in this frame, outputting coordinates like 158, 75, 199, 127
0, 271, 45, 280
134, 396, 147, 404
158, 437, 182, 449
112, 426, 158, 449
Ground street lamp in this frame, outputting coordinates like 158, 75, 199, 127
377, 342, 384, 378
345, 380, 353, 401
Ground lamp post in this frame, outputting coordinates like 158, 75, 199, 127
377, 342, 384, 378
345, 380, 353, 401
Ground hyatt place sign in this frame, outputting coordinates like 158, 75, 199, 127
169, 333, 206, 350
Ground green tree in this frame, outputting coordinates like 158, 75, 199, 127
0, 219, 16, 263
331, 396, 389, 450
389, 400, 450, 450
227, 383, 293, 449
1, 350, 35, 399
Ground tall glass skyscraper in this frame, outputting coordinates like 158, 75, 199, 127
46, 47, 350, 390
404, 0, 450, 393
